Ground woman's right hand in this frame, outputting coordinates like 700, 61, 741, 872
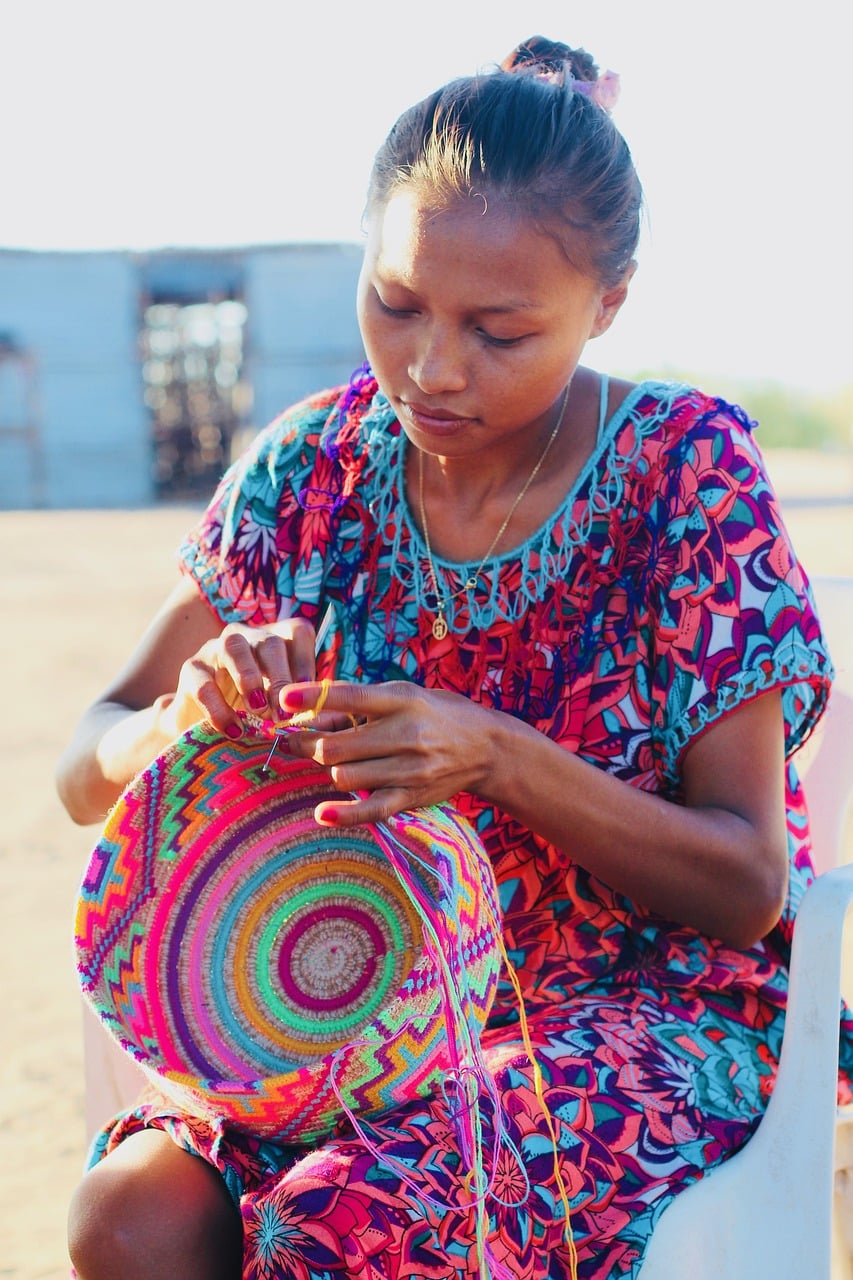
160, 617, 319, 740
57, 578, 330, 824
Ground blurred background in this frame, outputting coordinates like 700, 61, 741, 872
1, 1, 850, 1276
1, 0, 851, 508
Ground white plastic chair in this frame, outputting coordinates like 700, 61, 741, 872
82, 1001, 147, 1144
640, 575, 853, 1279
81, 579, 853, 1276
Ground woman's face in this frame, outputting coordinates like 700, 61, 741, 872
357, 188, 629, 457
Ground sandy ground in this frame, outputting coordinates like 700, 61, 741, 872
1, 449, 852, 1279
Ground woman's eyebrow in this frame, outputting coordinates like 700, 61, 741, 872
475, 300, 541, 315
374, 273, 541, 315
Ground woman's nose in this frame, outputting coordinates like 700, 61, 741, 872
408, 324, 467, 394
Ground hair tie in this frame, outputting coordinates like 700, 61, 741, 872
569, 69, 621, 112
524, 61, 621, 113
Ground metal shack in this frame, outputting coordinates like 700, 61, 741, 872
0, 243, 365, 509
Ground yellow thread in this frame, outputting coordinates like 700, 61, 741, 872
495, 930, 579, 1279
281, 677, 331, 726
461, 1141, 490, 1280
262, 680, 357, 773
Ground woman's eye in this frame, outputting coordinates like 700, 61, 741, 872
373, 292, 524, 345
479, 330, 524, 348
375, 294, 413, 318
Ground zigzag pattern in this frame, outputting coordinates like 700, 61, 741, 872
75, 721, 502, 1142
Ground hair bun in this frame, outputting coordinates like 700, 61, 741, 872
501, 36, 599, 83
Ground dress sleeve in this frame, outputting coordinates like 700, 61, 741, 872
178, 390, 341, 627
649, 398, 833, 787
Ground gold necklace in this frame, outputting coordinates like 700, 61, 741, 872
417, 382, 571, 641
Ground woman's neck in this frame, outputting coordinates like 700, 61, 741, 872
407, 367, 606, 563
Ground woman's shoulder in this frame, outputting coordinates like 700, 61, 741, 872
216, 373, 398, 535
227, 375, 383, 490
593, 377, 777, 536
623, 376, 759, 441
254, 371, 393, 463
600, 377, 766, 482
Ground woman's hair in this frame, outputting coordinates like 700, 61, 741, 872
366, 36, 642, 287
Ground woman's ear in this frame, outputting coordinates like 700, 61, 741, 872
590, 260, 637, 338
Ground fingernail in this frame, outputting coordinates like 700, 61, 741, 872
316, 805, 340, 825
248, 689, 267, 710
281, 688, 305, 710
225, 723, 242, 740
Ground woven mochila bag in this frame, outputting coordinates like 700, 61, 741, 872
75, 720, 502, 1144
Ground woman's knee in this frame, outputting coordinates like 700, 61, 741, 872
68, 1129, 242, 1280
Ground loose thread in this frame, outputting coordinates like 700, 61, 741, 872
333, 815, 515, 1280
492, 926, 578, 1279
380, 822, 496, 1280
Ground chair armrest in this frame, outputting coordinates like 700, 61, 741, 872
770, 862, 853, 1123
638, 865, 853, 1280
739, 861, 853, 1215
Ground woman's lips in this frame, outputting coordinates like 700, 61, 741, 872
403, 402, 475, 434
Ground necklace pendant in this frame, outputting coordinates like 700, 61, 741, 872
431, 613, 449, 641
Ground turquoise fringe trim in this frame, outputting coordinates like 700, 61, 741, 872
359, 381, 692, 633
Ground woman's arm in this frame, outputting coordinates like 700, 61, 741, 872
486, 688, 788, 947
276, 680, 789, 949
56, 576, 318, 825
56, 579, 223, 824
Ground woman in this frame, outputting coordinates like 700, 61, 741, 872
57, 36, 849, 1280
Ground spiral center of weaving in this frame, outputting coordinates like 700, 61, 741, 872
277, 904, 387, 1011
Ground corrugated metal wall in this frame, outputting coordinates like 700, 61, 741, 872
0, 244, 365, 509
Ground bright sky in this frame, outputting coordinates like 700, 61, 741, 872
3, 0, 849, 392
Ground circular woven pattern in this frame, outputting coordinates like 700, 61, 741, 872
75, 722, 501, 1142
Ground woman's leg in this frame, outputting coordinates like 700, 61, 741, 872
72, 988, 779, 1279
235, 997, 779, 1280
68, 1128, 242, 1280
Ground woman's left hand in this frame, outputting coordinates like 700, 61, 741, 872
276, 680, 497, 825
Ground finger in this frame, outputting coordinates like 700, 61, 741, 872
220, 621, 316, 718
251, 634, 300, 718
215, 667, 243, 711
217, 627, 272, 715
282, 721, 376, 767
284, 616, 318, 685
254, 619, 317, 715
176, 657, 244, 738
278, 718, 358, 763
313, 788, 412, 828
279, 679, 412, 720
312, 710, 361, 732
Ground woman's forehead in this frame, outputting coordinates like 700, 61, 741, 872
365, 189, 592, 298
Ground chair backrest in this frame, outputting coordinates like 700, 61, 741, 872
800, 577, 853, 876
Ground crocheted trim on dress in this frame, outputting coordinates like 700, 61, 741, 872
357, 380, 693, 632
657, 655, 833, 787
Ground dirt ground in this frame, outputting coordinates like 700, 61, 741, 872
1, 449, 851, 1279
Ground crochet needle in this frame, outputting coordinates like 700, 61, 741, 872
261, 602, 335, 772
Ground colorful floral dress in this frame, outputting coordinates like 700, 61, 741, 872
88, 369, 853, 1279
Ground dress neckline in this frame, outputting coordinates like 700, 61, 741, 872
356, 375, 692, 634
398, 376, 652, 573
